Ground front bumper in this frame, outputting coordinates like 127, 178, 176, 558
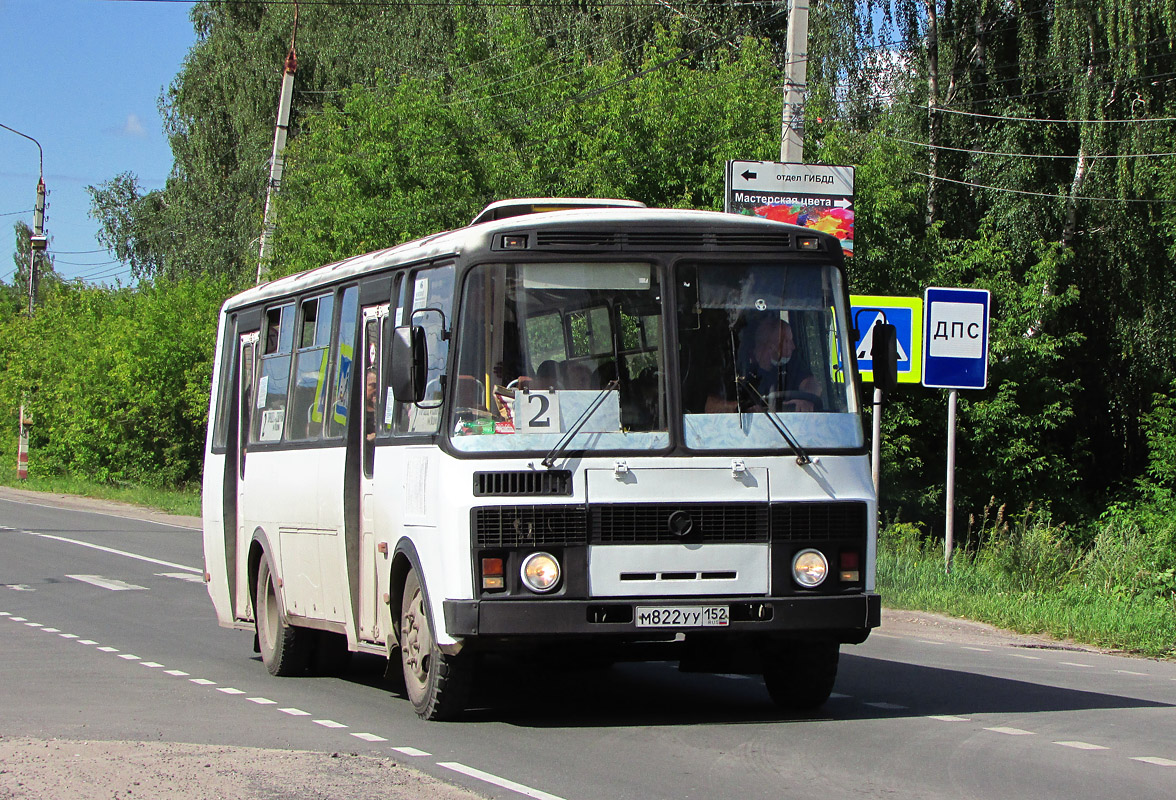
444, 592, 880, 641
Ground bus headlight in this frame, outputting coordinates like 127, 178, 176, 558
792, 549, 829, 588
520, 552, 561, 593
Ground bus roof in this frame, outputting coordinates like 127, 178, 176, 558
469, 197, 646, 225
225, 205, 835, 313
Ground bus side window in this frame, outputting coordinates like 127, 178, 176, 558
252, 303, 295, 443
326, 286, 360, 439
289, 293, 335, 441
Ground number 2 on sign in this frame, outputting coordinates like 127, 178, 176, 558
515, 392, 561, 433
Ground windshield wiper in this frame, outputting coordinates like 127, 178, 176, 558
737, 375, 812, 466
541, 379, 620, 469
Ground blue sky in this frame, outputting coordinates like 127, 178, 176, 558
1, 0, 195, 284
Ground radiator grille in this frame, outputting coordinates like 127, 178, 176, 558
712, 232, 794, 249
626, 232, 706, 249
473, 505, 588, 548
473, 470, 572, 497
771, 502, 868, 542
591, 503, 769, 544
535, 231, 619, 248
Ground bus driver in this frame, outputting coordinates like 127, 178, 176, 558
705, 316, 822, 413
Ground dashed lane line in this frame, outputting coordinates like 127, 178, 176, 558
1059, 662, 1095, 669
25, 532, 200, 573
1055, 741, 1108, 750
986, 726, 1035, 736
392, 746, 432, 757
248, 697, 276, 705
279, 708, 311, 716
314, 719, 348, 729
67, 575, 148, 592
928, 715, 970, 722
1131, 757, 1176, 767
352, 732, 388, 743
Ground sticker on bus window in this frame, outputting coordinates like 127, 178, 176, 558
260, 408, 284, 442
384, 388, 396, 425
257, 375, 269, 409
515, 391, 561, 433
413, 277, 429, 309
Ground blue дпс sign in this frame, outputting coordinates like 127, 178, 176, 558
922, 287, 990, 390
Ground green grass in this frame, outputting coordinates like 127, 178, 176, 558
878, 519, 1176, 659
0, 467, 200, 518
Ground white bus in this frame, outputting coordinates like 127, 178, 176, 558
202, 199, 893, 720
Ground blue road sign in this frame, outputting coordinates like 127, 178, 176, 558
922, 287, 990, 390
850, 295, 923, 384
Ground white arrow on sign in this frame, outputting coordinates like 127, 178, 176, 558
834, 198, 853, 209
857, 312, 909, 362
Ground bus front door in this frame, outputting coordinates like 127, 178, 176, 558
234, 331, 259, 620
358, 304, 389, 642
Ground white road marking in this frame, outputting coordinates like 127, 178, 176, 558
217, 687, 246, 695
77, 639, 97, 645
140, 662, 164, 668
7, 585, 34, 592
97, 646, 119, 653
59, 633, 78, 639
871, 633, 899, 639
918, 640, 947, 646
829, 693, 851, 699
392, 747, 431, 757
279, 708, 310, 716
1060, 662, 1094, 669
248, 697, 276, 705
314, 719, 347, 729
156, 572, 205, 584
352, 733, 387, 742
439, 761, 567, 800
40, 627, 60, 633
24, 622, 42, 627
164, 670, 189, 677
118, 654, 141, 660
67, 574, 147, 592
865, 702, 908, 710
9, 616, 27, 622
2, 499, 195, 531
28, 532, 199, 573
985, 726, 1035, 736
1115, 669, 1147, 676
1132, 757, 1176, 767
190, 678, 216, 686
961, 646, 991, 652
928, 715, 970, 722
1011, 654, 1041, 660
1055, 741, 1108, 750
0, 611, 10, 616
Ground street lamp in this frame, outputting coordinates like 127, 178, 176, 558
0, 122, 46, 316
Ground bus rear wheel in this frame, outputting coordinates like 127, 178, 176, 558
400, 570, 472, 720
255, 555, 311, 676
762, 642, 839, 711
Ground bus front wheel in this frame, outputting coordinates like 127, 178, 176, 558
255, 555, 311, 676
762, 642, 839, 711
400, 570, 472, 720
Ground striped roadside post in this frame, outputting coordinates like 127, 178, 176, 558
17, 404, 29, 480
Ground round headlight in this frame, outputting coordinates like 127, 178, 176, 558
520, 552, 561, 593
792, 549, 829, 588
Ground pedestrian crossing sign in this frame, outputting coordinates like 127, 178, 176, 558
850, 295, 924, 384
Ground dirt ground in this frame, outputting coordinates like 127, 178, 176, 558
0, 738, 485, 800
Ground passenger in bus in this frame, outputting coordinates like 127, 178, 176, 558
705, 316, 821, 413
365, 369, 378, 441
533, 359, 562, 390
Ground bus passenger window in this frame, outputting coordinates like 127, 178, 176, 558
289, 293, 335, 441
326, 286, 359, 439
252, 303, 295, 443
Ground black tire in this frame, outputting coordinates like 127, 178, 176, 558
255, 555, 312, 677
400, 569, 472, 720
763, 642, 839, 711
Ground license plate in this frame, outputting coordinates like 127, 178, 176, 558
635, 605, 729, 628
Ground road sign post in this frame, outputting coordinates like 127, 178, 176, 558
850, 296, 923, 501
922, 287, 991, 572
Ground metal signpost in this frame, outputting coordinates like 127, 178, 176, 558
922, 287, 991, 571
851, 295, 924, 501
724, 160, 855, 257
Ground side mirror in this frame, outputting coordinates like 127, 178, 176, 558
390, 324, 427, 403
871, 323, 899, 393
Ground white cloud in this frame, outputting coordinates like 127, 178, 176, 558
121, 114, 147, 138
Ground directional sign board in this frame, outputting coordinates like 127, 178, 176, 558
850, 295, 923, 384
921, 287, 991, 390
725, 160, 855, 256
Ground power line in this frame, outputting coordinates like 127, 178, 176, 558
882, 134, 1176, 161
915, 103, 1176, 125
1, 209, 33, 217
912, 171, 1176, 204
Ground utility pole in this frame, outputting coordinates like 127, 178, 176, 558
257, 11, 299, 285
780, 0, 809, 163
30, 178, 47, 315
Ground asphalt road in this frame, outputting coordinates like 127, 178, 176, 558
2, 490, 1175, 800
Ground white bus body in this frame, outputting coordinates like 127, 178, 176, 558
202, 202, 882, 719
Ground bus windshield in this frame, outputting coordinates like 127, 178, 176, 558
450, 262, 669, 453
675, 261, 863, 451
